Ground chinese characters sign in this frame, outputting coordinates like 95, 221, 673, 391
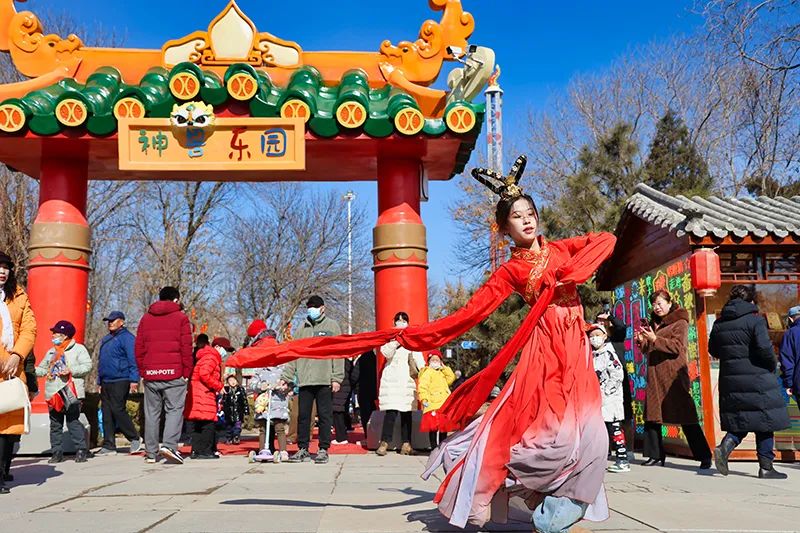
118, 118, 305, 172
610, 256, 703, 440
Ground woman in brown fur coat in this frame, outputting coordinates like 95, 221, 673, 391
635, 290, 711, 470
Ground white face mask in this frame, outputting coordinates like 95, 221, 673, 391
216, 346, 227, 357
589, 336, 606, 349
395, 321, 408, 329
429, 361, 442, 369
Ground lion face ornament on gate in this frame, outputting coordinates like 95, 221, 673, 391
170, 102, 215, 129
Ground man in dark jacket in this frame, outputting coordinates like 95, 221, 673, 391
780, 305, 800, 406
135, 287, 193, 464
282, 295, 344, 464
95, 311, 141, 456
710, 285, 790, 479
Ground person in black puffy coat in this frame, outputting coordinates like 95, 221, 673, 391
222, 375, 249, 445
709, 285, 790, 479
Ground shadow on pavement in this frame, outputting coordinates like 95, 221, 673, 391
8, 463, 63, 487
221, 487, 434, 511
406, 508, 534, 533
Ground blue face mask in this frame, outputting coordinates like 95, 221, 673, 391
52, 337, 64, 346
307, 307, 322, 321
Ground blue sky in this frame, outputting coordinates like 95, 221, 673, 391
29, 0, 705, 286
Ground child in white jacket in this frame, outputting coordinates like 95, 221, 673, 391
588, 323, 630, 473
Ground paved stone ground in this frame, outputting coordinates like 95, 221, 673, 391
1, 452, 798, 532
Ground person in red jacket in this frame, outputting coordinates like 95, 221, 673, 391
185, 342, 223, 459
135, 286, 193, 465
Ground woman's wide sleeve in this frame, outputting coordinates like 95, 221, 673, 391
553, 232, 617, 285
398, 265, 516, 351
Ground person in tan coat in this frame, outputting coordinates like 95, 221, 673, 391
635, 290, 711, 470
0, 252, 37, 494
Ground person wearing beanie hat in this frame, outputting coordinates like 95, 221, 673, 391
247, 319, 267, 339
35, 320, 92, 464
0, 251, 37, 494
588, 323, 629, 473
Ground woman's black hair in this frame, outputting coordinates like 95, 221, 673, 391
0, 258, 17, 301
393, 311, 409, 323
729, 284, 756, 303
495, 194, 538, 231
649, 290, 676, 324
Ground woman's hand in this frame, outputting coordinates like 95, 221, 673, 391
640, 325, 657, 344
1, 353, 20, 378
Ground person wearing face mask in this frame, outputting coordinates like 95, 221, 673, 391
281, 295, 343, 464
587, 324, 629, 473
35, 321, 92, 464
417, 350, 456, 449
375, 312, 426, 456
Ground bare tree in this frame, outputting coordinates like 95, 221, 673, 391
225, 183, 373, 338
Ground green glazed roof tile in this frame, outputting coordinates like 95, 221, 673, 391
1, 63, 485, 145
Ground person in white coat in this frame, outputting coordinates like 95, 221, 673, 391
376, 312, 425, 456
588, 323, 629, 473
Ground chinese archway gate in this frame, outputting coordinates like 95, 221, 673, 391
0, 0, 492, 417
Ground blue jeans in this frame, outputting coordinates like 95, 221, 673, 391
532, 495, 588, 533
727, 431, 775, 461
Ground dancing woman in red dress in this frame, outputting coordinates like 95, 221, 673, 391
227, 156, 616, 533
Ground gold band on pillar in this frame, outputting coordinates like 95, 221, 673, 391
372, 223, 428, 270
28, 222, 92, 269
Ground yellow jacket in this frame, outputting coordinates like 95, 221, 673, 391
417, 365, 455, 413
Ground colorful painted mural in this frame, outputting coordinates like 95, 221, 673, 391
611, 255, 703, 440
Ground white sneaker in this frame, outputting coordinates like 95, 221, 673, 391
607, 462, 631, 473
280, 451, 289, 462
331, 440, 349, 445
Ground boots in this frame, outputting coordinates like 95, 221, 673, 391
714, 434, 738, 476
375, 441, 388, 456
758, 456, 788, 479
399, 442, 412, 455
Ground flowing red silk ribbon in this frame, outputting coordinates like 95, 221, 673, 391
226, 234, 616, 432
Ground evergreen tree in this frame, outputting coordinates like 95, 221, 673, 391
644, 109, 714, 196
542, 122, 642, 237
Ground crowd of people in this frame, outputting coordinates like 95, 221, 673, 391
0, 173, 798, 530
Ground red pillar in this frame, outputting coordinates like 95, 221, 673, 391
27, 140, 91, 384
373, 157, 429, 330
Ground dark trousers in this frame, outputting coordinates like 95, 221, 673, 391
226, 420, 242, 441
0, 435, 15, 486
298, 385, 333, 451
190, 420, 216, 456
606, 421, 628, 463
100, 381, 139, 450
359, 401, 375, 434
429, 431, 447, 449
49, 403, 86, 452
727, 431, 776, 461
381, 409, 412, 444
333, 411, 349, 442
644, 422, 711, 461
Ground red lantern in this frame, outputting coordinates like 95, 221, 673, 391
690, 248, 721, 297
